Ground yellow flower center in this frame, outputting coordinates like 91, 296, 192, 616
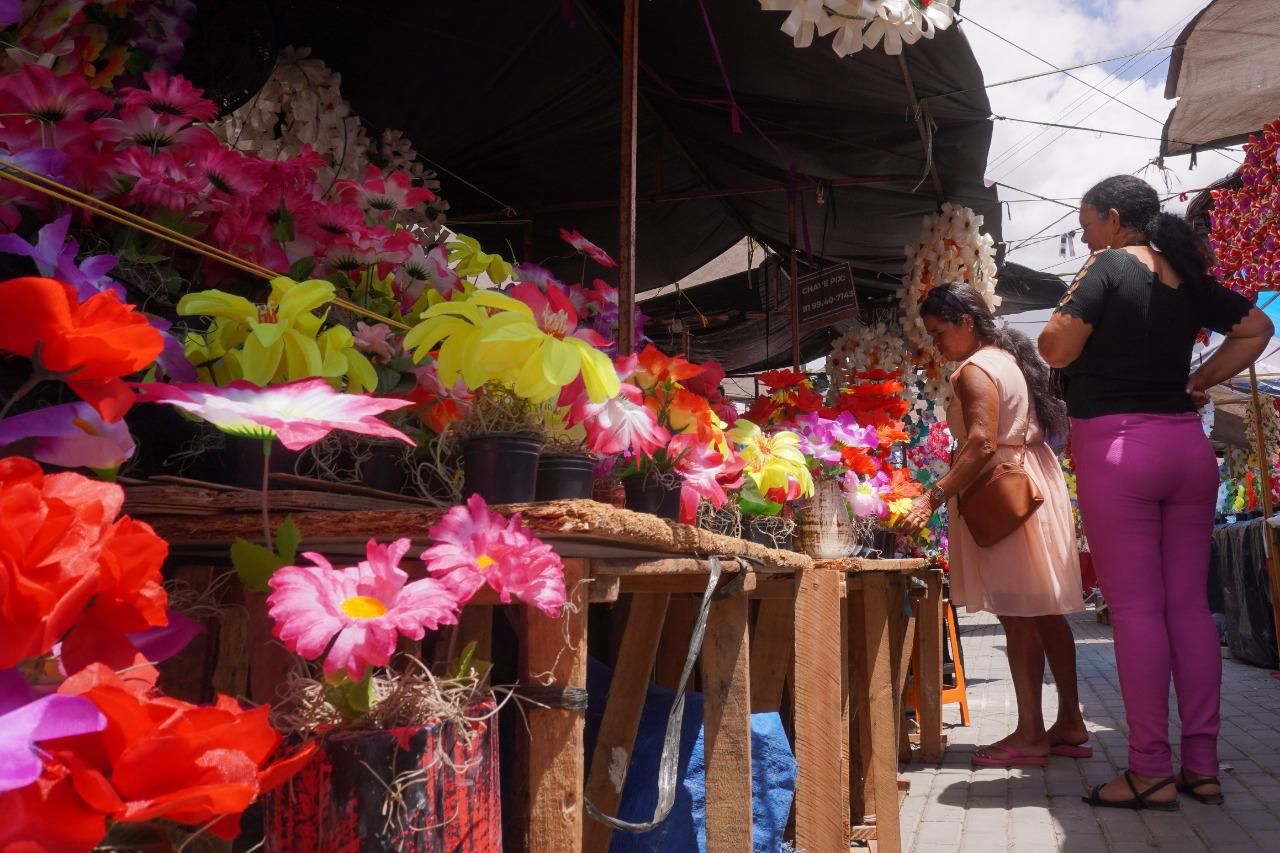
476, 555, 496, 572
340, 595, 388, 619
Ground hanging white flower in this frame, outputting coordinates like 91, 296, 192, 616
761, 0, 956, 57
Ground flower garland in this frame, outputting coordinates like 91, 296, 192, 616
1208, 118, 1280, 302
759, 0, 957, 56
826, 320, 949, 427
1242, 394, 1280, 509
209, 47, 450, 242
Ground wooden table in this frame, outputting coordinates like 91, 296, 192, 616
140, 495, 851, 853
813, 557, 941, 853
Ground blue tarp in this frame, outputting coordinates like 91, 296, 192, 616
584, 657, 797, 853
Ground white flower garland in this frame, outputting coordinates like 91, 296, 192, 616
759, 0, 956, 57
826, 320, 949, 427
900, 202, 1000, 358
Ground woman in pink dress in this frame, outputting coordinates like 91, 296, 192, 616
899, 283, 1086, 767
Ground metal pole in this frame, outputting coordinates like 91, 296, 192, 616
618, 0, 639, 355
1247, 365, 1280, 664
787, 189, 801, 371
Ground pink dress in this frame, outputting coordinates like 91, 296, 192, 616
945, 346, 1083, 617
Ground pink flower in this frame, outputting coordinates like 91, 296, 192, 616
113, 105, 208, 153
188, 138, 262, 201
398, 243, 461, 299
421, 495, 567, 617
0, 65, 113, 127
134, 379, 415, 451
0, 401, 136, 471
336, 165, 434, 217
118, 71, 218, 122
510, 281, 606, 346
267, 539, 459, 680
353, 322, 396, 360
559, 228, 617, 268
570, 383, 669, 456
114, 148, 201, 212
669, 433, 731, 523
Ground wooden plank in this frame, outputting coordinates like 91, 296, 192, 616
890, 580, 918, 764
861, 572, 902, 853
813, 557, 928, 573
847, 586, 871, 824
917, 571, 944, 763
750, 573, 804, 599
749, 597, 794, 713
701, 588, 753, 853
212, 600, 250, 700
522, 557, 589, 853
595, 557, 752, 576
582, 593, 670, 853
792, 569, 846, 853
840, 590, 851, 832
157, 565, 220, 703
244, 590, 296, 706
655, 598, 698, 692
618, 572, 757, 595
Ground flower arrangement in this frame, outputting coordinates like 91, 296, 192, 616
759, 0, 957, 57
1208, 118, 1280, 302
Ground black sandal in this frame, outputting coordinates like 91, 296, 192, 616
1177, 773, 1225, 805
1083, 771, 1180, 811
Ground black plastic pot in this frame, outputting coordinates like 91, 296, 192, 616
744, 519, 793, 552
623, 473, 682, 520
535, 453, 596, 501
461, 434, 544, 504
350, 438, 405, 493
224, 435, 302, 490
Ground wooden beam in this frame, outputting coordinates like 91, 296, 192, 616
792, 569, 846, 852
860, 572, 902, 853
618, 0, 639, 355
917, 571, 945, 763
1248, 365, 1280, 664
583, 593, 670, 853
701, 588, 754, 852
749, 597, 795, 712
522, 558, 589, 852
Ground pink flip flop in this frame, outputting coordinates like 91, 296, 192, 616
1049, 738, 1093, 759
971, 744, 1050, 768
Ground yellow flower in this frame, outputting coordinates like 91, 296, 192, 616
728, 421, 814, 499
178, 277, 373, 391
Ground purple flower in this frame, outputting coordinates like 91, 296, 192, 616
0, 213, 124, 301
0, 401, 136, 471
127, 610, 203, 663
149, 316, 198, 382
0, 0, 21, 28
512, 262, 564, 291
0, 669, 106, 794
831, 411, 878, 448
129, 0, 196, 71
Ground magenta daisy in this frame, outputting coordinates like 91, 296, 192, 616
118, 70, 218, 122
336, 165, 435, 217
421, 494, 567, 617
267, 538, 460, 680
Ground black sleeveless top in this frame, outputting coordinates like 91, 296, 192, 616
1053, 249, 1252, 419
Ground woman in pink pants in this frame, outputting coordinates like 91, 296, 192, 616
1040, 175, 1273, 811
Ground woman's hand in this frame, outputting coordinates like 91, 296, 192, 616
897, 495, 936, 538
1186, 372, 1211, 408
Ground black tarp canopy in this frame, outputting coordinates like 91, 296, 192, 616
262, 0, 1002, 295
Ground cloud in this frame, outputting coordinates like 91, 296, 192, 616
956, 0, 1240, 280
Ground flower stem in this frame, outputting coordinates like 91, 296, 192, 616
261, 439, 274, 552
0, 374, 43, 421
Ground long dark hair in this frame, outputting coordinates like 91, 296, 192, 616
1081, 174, 1213, 295
920, 283, 1069, 443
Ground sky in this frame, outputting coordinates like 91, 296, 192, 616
955, 0, 1242, 295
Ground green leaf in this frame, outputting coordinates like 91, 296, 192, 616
153, 208, 206, 238
288, 256, 318, 281
275, 516, 301, 565
230, 538, 285, 592
272, 205, 296, 243
324, 672, 376, 719
375, 364, 403, 395
737, 479, 783, 517
447, 641, 491, 681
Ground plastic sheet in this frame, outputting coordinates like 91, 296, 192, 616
1212, 517, 1279, 668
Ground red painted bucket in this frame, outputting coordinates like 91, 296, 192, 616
262, 705, 501, 852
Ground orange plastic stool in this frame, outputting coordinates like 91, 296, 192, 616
908, 599, 970, 727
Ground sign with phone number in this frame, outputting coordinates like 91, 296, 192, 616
779, 263, 859, 332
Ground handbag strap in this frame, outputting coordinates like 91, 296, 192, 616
1016, 394, 1033, 466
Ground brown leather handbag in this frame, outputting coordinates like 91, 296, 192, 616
958, 417, 1044, 548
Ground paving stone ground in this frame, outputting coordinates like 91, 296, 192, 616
899, 607, 1280, 852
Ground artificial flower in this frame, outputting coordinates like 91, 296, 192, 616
0, 213, 124, 300
0, 400, 136, 472
727, 420, 814, 502
421, 494, 567, 617
353, 321, 397, 360
0, 457, 168, 668
267, 538, 460, 680
627, 343, 704, 386
336, 165, 435, 216
841, 470, 888, 519
0, 669, 106, 795
669, 433, 736, 523
118, 70, 218, 122
559, 227, 617, 268
0, 277, 163, 421
0, 760, 109, 852
0, 64, 113, 131
135, 378, 414, 451
571, 382, 670, 456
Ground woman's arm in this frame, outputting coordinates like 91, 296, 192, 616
1187, 308, 1274, 400
1038, 313, 1093, 369
898, 365, 1002, 536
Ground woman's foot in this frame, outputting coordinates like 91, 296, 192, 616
1046, 720, 1089, 749
1089, 770, 1178, 807
1177, 770, 1223, 804
972, 733, 1050, 763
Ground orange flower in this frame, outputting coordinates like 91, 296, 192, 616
667, 387, 719, 441
0, 457, 168, 668
876, 422, 910, 450
48, 665, 314, 838
840, 445, 879, 478
631, 344, 704, 386
0, 277, 163, 422
885, 467, 924, 500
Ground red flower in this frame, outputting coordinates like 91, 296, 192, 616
840, 445, 879, 478
0, 458, 168, 669
47, 665, 314, 838
0, 761, 108, 853
629, 344, 705, 385
757, 368, 808, 390
0, 277, 164, 421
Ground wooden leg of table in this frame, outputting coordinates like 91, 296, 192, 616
861, 572, 902, 853
847, 583, 871, 825
840, 583, 851, 833
583, 592, 670, 853
895, 586, 919, 764
793, 569, 846, 853
749, 597, 794, 713
918, 571, 944, 763
655, 597, 698, 692
701, 588, 753, 853
521, 557, 588, 853
455, 605, 493, 662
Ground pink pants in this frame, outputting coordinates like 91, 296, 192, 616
1071, 413, 1221, 777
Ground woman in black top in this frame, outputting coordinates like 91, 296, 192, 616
1040, 175, 1272, 810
